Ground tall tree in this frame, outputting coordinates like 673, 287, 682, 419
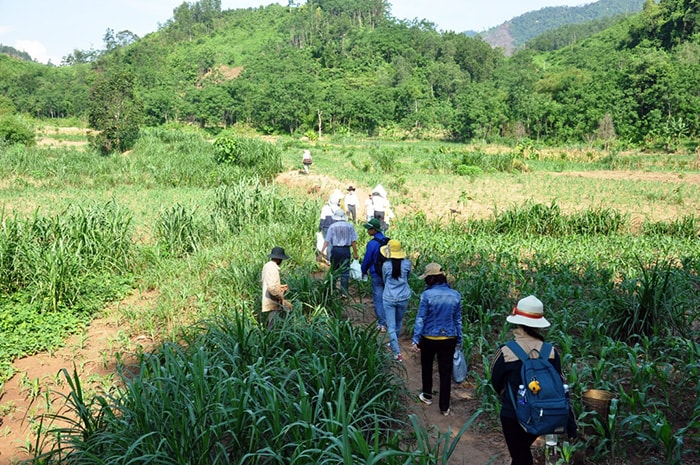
88, 70, 143, 154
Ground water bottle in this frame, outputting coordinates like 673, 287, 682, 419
544, 434, 557, 465
517, 384, 527, 405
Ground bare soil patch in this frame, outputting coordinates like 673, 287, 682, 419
0, 290, 157, 464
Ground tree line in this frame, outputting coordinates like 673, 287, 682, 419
0, 0, 698, 153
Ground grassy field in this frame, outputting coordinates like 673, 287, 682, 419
0, 126, 699, 464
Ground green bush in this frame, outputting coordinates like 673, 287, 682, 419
455, 164, 484, 177
213, 135, 282, 181
0, 115, 35, 146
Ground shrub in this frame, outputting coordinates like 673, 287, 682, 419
0, 115, 35, 146
213, 135, 282, 181
455, 164, 484, 177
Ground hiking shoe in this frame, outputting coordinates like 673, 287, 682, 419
395, 354, 403, 363
418, 393, 433, 405
441, 408, 451, 416
377, 325, 387, 333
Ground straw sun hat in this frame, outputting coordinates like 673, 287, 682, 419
506, 295, 551, 328
380, 239, 406, 259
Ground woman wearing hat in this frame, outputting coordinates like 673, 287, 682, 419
411, 263, 463, 416
490, 296, 569, 465
380, 239, 412, 362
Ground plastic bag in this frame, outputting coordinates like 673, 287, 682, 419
452, 347, 468, 384
350, 259, 362, 280
316, 232, 325, 253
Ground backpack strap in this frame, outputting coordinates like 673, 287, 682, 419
506, 340, 552, 361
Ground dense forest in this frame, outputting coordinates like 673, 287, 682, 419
0, 0, 698, 152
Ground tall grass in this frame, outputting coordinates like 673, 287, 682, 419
33, 311, 473, 464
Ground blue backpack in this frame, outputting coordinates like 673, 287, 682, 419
506, 341, 570, 435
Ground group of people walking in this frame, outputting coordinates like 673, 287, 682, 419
262, 182, 575, 465
360, 218, 461, 417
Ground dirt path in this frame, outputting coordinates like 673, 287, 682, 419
345, 290, 510, 465
0, 294, 510, 465
0, 292, 157, 464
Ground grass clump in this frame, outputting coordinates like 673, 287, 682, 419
32, 311, 476, 464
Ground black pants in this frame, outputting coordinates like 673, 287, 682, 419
373, 211, 387, 230
500, 415, 538, 465
419, 337, 457, 413
330, 246, 351, 292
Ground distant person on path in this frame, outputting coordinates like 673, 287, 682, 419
302, 149, 313, 174
490, 295, 575, 465
344, 185, 359, 222
372, 184, 392, 230
380, 239, 412, 362
261, 246, 292, 329
321, 210, 359, 295
365, 193, 374, 222
319, 189, 343, 256
360, 217, 388, 332
412, 263, 463, 417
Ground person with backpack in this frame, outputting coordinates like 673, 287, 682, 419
360, 218, 388, 332
490, 295, 576, 465
412, 263, 463, 416
380, 239, 412, 363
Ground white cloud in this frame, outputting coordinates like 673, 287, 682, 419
15, 40, 53, 64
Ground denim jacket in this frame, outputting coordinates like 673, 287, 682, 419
411, 283, 462, 345
381, 258, 412, 302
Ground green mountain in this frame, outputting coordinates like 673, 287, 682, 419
0, 0, 698, 151
478, 0, 647, 54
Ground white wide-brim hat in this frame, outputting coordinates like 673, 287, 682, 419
506, 295, 551, 328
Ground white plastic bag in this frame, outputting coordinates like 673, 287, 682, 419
350, 259, 362, 280
452, 347, 468, 384
316, 232, 325, 253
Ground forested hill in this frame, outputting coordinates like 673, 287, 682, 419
479, 0, 647, 53
0, 0, 699, 153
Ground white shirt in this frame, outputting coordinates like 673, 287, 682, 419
372, 195, 389, 213
345, 192, 358, 207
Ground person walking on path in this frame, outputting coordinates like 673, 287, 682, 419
380, 239, 412, 362
360, 217, 388, 332
371, 184, 394, 230
365, 193, 374, 222
302, 149, 313, 174
412, 263, 463, 416
344, 185, 359, 222
261, 246, 292, 329
490, 295, 575, 465
319, 190, 343, 257
321, 210, 359, 295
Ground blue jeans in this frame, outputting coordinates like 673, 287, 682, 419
384, 299, 409, 356
371, 276, 386, 327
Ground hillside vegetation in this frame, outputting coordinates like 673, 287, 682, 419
0, 0, 698, 152
479, 0, 647, 52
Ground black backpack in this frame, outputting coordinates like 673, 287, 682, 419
373, 236, 390, 283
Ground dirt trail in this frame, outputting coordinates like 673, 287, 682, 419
345, 291, 510, 465
0, 170, 518, 464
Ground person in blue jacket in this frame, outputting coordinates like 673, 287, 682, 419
411, 263, 462, 416
360, 217, 387, 332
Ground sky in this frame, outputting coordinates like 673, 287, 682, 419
0, 0, 593, 65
